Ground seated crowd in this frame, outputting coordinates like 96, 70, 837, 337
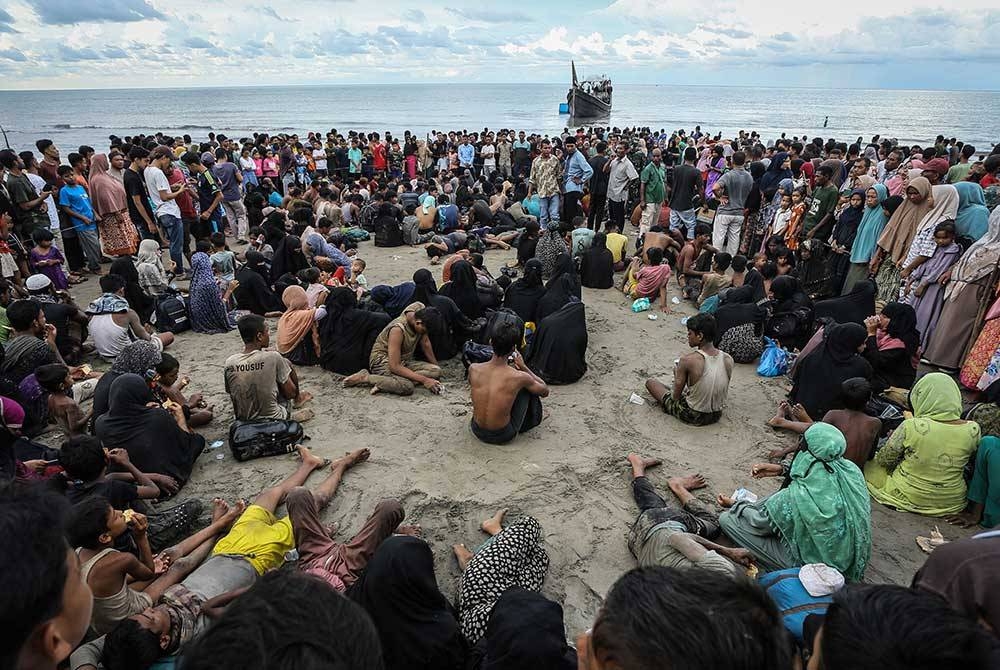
1, 125, 1000, 670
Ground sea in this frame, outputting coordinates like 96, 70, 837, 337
1, 83, 997, 154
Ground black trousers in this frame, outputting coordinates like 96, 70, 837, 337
588, 193, 607, 230
608, 198, 626, 232
471, 389, 543, 445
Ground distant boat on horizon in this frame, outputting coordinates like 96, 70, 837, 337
567, 61, 612, 119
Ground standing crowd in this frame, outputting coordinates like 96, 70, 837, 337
1, 123, 1000, 670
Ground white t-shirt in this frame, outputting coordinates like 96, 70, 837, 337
312, 149, 327, 171
26, 172, 60, 231
481, 143, 496, 166
144, 166, 181, 218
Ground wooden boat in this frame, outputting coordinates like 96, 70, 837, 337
566, 61, 612, 119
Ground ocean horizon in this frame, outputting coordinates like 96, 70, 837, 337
1, 83, 996, 154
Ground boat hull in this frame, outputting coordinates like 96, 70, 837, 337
567, 88, 611, 119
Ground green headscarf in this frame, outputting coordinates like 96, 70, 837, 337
764, 422, 872, 581
909, 372, 962, 422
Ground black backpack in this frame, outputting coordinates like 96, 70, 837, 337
154, 293, 190, 333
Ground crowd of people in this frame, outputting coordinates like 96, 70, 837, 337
1, 123, 1000, 670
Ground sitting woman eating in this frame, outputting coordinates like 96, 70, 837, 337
861, 302, 919, 395
719, 422, 871, 579
864, 372, 981, 518
276, 285, 326, 366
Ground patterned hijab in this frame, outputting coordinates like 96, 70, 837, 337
188, 252, 234, 333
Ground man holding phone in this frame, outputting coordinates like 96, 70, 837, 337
0, 149, 52, 240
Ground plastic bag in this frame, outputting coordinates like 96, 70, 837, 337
756, 337, 789, 377
631, 297, 651, 312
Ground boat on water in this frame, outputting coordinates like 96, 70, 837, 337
566, 61, 612, 119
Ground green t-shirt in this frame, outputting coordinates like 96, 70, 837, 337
641, 163, 666, 204
946, 163, 971, 184
802, 185, 838, 234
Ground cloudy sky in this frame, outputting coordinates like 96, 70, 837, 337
0, 0, 997, 90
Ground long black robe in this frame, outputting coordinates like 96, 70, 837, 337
318, 288, 391, 375
527, 302, 587, 384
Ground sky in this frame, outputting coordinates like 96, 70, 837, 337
0, 0, 998, 90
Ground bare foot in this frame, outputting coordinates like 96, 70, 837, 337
292, 408, 315, 423
343, 371, 369, 388
430, 256, 440, 265
717, 494, 735, 508
767, 409, 786, 429
627, 453, 661, 478
296, 445, 324, 470
668, 473, 706, 491
294, 391, 314, 407
453, 543, 474, 571
481, 508, 507, 536
791, 403, 808, 421
396, 524, 421, 537
370, 385, 381, 396
211, 498, 229, 522
221, 499, 246, 525
332, 448, 371, 471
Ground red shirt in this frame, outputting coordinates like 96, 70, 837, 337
167, 166, 196, 219
981, 173, 997, 188
372, 143, 387, 170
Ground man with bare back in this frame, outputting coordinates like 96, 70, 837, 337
468, 316, 549, 444
626, 453, 752, 577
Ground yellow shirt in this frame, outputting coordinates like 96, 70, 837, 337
212, 505, 294, 574
606, 232, 629, 263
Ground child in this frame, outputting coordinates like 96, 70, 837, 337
730, 254, 748, 288
29, 228, 69, 290
784, 188, 807, 250
209, 231, 236, 283
349, 258, 368, 296
775, 247, 795, 276
246, 226, 274, 261
764, 377, 881, 470
57, 164, 102, 274
905, 221, 963, 349
570, 215, 595, 259
627, 246, 673, 312
59, 434, 169, 508
37, 363, 91, 438
0, 211, 20, 286
605, 220, 629, 271
697, 252, 733, 305
771, 194, 793, 238
152, 353, 215, 429
402, 203, 421, 245
299, 267, 329, 307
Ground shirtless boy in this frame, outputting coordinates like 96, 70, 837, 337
646, 313, 733, 426
639, 226, 680, 264
763, 376, 881, 470
675, 223, 714, 295
468, 317, 549, 444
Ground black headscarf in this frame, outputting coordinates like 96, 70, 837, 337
439, 260, 483, 319
536, 254, 581, 323
790, 323, 873, 418
527, 302, 587, 384
349, 536, 466, 670
94, 374, 205, 486
814, 279, 876, 326
370, 283, 416, 319
714, 298, 766, 345
881, 302, 920, 355
110, 257, 154, 323
580, 234, 614, 289
319, 288, 391, 375
269, 235, 308, 283
760, 152, 792, 198
767, 275, 815, 349
882, 195, 904, 218
234, 251, 281, 315
413, 269, 473, 360
770, 275, 811, 313
502, 259, 546, 324
831, 189, 865, 249
468, 588, 577, 670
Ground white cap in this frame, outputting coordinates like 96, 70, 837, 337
799, 563, 845, 597
25, 274, 52, 292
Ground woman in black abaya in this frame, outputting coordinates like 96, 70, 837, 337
412, 269, 475, 360
318, 288, 391, 375
527, 301, 588, 384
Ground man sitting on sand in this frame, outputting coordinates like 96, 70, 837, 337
626, 454, 753, 576
646, 313, 733, 426
343, 302, 443, 395
224, 315, 314, 423
468, 317, 549, 444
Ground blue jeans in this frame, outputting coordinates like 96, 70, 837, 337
157, 214, 185, 275
538, 194, 560, 229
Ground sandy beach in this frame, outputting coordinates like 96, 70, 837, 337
53, 236, 977, 637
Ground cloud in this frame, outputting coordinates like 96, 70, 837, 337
0, 47, 27, 61
0, 7, 18, 33
182, 36, 216, 49
708, 26, 753, 39
59, 46, 103, 61
102, 47, 130, 59
772, 31, 797, 41
25, 0, 165, 25
402, 9, 426, 21
258, 6, 296, 22
446, 8, 531, 22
